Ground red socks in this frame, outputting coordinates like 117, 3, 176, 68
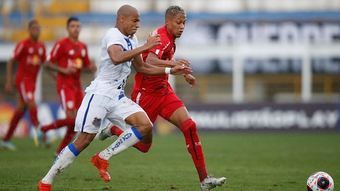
180, 119, 208, 182
28, 107, 39, 127
3, 109, 25, 141
41, 118, 74, 132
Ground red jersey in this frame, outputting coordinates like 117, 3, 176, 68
12, 38, 46, 85
133, 26, 176, 95
49, 38, 90, 90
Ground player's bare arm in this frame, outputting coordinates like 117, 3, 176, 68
45, 61, 77, 75
184, 74, 196, 87
5, 58, 16, 93
132, 54, 192, 75
107, 35, 160, 65
82, 60, 97, 73
145, 53, 191, 68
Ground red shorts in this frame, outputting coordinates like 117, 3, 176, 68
58, 86, 84, 111
16, 80, 36, 103
131, 90, 184, 123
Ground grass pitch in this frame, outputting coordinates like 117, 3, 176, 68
0, 132, 339, 191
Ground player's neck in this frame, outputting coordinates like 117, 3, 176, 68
30, 36, 39, 42
68, 36, 78, 42
165, 26, 176, 40
116, 26, 129, 37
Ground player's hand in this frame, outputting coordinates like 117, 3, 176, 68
63, 66, 77, 74
171, 65, 192, 75
4, 81, 14, 93
184, 74, 196, 87
174, 59, 191, 67
144, 34, 161, 50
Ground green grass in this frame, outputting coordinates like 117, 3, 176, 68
0, 132, 339, 191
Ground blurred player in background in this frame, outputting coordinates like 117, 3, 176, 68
40, 17, 96, 155
1, 19, 46, 150
38, 5, 190, 191
99, 6, 226, 191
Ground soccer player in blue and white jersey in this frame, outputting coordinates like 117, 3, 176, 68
38, 5, 191, 191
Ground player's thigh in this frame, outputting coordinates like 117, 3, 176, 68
16, 80, 36, 104
109, 96, 152, 128
75, 94, 110, 134
131, 91, 161, 123
59, 87, 77, 112
159, 93, 188, 127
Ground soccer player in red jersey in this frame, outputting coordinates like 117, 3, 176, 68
1, 19, 46, 150
100, 6, 226, 190
41, 17, 96, 155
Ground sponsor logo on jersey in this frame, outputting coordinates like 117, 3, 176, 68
69, 49, 75, 55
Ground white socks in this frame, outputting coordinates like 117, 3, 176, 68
41, 143, 79, 184
99, 127, 142, 160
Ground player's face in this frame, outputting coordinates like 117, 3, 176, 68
67, 21, 81, 39
29, 23, 41, 41
167, 13, 186, 38
124, 13, 140, 36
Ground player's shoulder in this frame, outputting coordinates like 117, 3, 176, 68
77, 40, 88, 48
37, 40, 46, 48
155, 26, 171, 42
56, 37, 69, 45
105, 28, 121, 36
18, 38, 30, 46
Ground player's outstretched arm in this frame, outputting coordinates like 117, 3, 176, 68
145, 53, 191, 68
184, 74, 196, 87
107, 35, 160, 65
45, 62, 76, 75
132, 54, 192, 75
5, 58, 16, 93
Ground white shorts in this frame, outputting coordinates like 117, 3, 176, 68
74, 91, 145, 134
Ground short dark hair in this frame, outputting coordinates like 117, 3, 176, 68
67, 16, 79, 26
165, 5, 185, 18
28, 19, 39, 29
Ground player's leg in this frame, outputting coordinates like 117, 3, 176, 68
1, 94, 26, 150
99, 92, 158, 153
93, 97, 153, 182
53, 88, 81, 154
41, 88, 77, 133
95, 112, 152, 163
55, 119, 76, 154
163, 105, 208, 181
160, 94, 226, 189
38, 93, 105, 190
23, 81, 39, 128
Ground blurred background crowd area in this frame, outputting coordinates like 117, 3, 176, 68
0, 0, 340, 104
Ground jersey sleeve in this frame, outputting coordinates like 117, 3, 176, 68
105, 29, 126, 50
148, 33, 168, 59
83, 45, 90, 68
49, 41, 63, 63
41, 44, 47, 63
12, 41, 25, 61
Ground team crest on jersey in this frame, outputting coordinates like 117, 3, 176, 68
81, 49, 86, 57
74, 58, 83, 68
38, 47, 43, 55
69, 49, 75, 55
92, 117, 102, 127
32, 55, 40, 65
29, 47, 34, 54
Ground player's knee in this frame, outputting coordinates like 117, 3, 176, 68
136, 121, 153, 136
180, 118, 197, 133
26, 100, 36, 108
